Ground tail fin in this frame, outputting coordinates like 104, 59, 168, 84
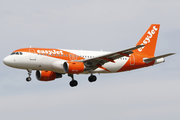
134, 24, 160, 56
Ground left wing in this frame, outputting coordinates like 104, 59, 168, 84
75, 45, 144, 69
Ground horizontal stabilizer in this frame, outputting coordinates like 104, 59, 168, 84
144, 53, 175, 63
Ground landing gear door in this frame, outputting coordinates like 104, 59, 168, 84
29, 49, 36, 60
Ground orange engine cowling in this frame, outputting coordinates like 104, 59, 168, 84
36, 70, 62, 81
63, 62, 85, 74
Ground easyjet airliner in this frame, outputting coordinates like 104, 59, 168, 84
3, 24, 175, 87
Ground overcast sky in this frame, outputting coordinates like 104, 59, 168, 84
0, 0, 180, 120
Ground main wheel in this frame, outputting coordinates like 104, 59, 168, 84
69, 80, 78, 87
26, 77, 31, 82
88, 75, 97, 82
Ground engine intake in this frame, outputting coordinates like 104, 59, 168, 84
36, 70, 62, 81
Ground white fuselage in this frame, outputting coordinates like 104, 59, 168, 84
3, 49, 129, 74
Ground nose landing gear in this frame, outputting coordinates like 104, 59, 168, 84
26, 69, 32, 82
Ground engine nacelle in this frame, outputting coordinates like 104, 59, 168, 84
63, 61, 85, 74
36, 70, 62, 81
52, 61, 65, 73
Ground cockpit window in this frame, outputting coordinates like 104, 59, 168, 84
11, 52, 15, 55
11, 52, 23, 55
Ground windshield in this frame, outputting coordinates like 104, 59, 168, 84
11, 52, 23, 55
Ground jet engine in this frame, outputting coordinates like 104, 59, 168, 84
63, 61, 85, 74
36, 70, 62, 81
51, 61, 65, 73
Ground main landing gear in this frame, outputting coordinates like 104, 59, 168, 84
68, 74, 78, 87
88, 70, 97, 82
88, 75, 97, 82
68, 70, 97, 87
26, 69, 32, 82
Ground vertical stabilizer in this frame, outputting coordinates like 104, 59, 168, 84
134, 24, 160, 56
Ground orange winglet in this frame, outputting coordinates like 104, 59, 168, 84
99, 57, 115, 63
96, 64, 111, 72
119, 52, 129, 57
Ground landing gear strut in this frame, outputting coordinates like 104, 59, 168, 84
26, 69, 32, 82
88, 70, 97, 82
68, 74, 78, 87
67, 70, 97, 87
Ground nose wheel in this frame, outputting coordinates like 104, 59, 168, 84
26, 69, 32, 82
26, 77, 31, 82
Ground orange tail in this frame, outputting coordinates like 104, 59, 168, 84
134, 24, 160, 56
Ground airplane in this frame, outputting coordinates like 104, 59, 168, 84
3, 24, 175, 87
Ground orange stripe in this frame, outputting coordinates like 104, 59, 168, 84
13, 48, 85, 61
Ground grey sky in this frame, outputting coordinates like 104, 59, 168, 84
0, 0, 180, 120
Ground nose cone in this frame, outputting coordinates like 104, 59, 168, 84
3, 56, 12, 66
